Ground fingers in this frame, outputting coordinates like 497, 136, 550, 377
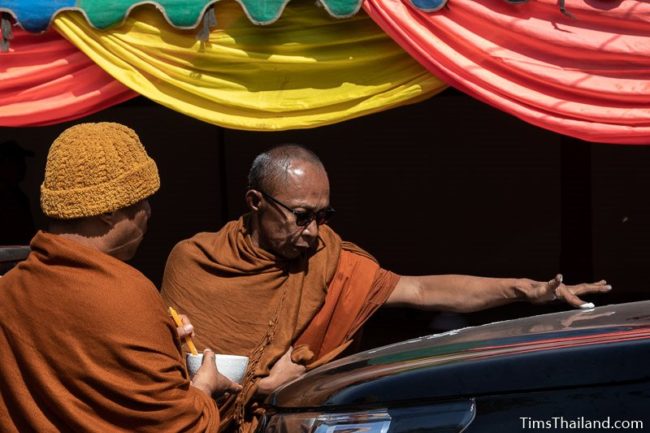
546, 274, 562, 299
202, 348, 215, 366
195, 349, 218, 377
215, 372, 243, 395
191, 349, 218, 378
568, 281, 612, 296
176, 323, 194, 340
190, 349, 224, 396
226, 379, 243, 393
206, 350, 242, 395
548, 274, 562, 290
180, 314, 192, 328
177, 314, 195, 339
176, 314, 195, 342
555, 285, 588, 308
546, 275, 612, 309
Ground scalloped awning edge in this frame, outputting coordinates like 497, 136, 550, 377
0, 0, 370, 34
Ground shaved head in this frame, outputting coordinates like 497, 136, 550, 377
246, 144, 330, 259
248, 144, 325, 194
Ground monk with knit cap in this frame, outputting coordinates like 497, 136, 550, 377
161, 144, 613, 433
0, 122, 239, 433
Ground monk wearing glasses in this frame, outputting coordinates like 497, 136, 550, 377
160, 144, 611, 433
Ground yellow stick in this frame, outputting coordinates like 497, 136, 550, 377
169, 306, 199, 355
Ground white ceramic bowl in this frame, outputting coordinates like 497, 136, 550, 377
186, 353, 249, 384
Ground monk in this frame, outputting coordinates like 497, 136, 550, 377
161, 144, 611, 432
0, 123, 240, 433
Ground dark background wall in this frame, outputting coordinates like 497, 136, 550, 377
2, 89, 649, 350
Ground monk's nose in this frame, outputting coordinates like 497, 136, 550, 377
301, 218, 319, 239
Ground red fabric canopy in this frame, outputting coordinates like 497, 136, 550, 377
4, 1, 650, 144
364, 0, 650, 144
0, 28, 135, 127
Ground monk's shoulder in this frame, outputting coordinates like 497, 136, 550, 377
62, 263, 168, 337
167, 231, 220, 262
340, 241, 378, 264
319, 225, 375, 262
168, 219, 243, 261
338, 248, 377, 269
103, 261, 159, 301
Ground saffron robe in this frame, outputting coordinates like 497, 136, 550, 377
0, 232, 220, 433
161, 217, 399, 432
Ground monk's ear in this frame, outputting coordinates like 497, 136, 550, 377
246, 190, 263, 212
98, 211, 117, 227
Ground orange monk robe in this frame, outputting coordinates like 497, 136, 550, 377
0, 232, 219, 433
161, 216, 399, 432
293, 248, 399, 368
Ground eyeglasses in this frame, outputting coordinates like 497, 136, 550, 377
260, 191, 335, 227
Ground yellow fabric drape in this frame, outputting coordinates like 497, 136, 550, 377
53, 1, 445, 131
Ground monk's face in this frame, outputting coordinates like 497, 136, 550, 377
107, 200, 151, 260
254, 161, 330, 260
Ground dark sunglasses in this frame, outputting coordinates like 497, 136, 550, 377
260, 191, 335, 227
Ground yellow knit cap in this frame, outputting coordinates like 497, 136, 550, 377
41, 122, 160, 219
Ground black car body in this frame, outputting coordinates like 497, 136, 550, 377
262, 301, 650, 433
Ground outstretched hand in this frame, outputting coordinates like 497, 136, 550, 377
527, 274, 612, 308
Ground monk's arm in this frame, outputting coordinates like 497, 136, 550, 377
385, 274, 612, 312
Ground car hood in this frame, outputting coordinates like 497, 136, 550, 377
268, 301, 650, 409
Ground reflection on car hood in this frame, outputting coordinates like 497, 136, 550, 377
269, 301, 650, 409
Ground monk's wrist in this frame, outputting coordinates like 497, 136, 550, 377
510, 278, 535, 301
191, 380, 216, 397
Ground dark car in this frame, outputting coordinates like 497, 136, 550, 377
262, 301, 650, 433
